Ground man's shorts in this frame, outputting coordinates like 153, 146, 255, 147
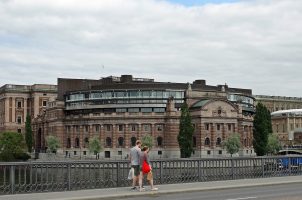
131, 165, 140, 176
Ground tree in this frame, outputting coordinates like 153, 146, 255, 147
253, 103, 271, 156
0, 132, 27, 161
267, 134, 282, 155
224, 133, 241, 157
141, 134, 154, 149
25, 114, 33, 153
178, 102, 194, 158
89, 137, 102, 159
46, 135, 60, 153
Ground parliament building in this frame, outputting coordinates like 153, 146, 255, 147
32, 75, 255, 159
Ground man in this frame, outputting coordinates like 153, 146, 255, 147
129, 140, 142, 190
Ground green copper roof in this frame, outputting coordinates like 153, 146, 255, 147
191, 99, 210, 108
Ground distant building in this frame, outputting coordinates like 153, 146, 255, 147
254, 95, 302, 113
0, 84, 57, 134
271, 109, 302, 146
32, 75, 255, 159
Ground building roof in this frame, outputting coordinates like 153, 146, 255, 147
271, 109, 302, 117
191, 99, 210, 108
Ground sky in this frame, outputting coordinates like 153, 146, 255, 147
0, 0, 301, 97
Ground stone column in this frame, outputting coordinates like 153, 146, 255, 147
112, 124, 117, 149
23, 98, 27, 121
210, 123, 215, 148
12, 97, 16, 122
100, 124, 105, 148
125, 124, 129, 148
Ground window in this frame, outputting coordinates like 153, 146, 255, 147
276, 125, 279, 133
105, 124, 111, 131
95, 125, 100, 132
67, 138, 71, 148
130, 124, 136, 132
84, 137, 89, 148
118, 151, 122, 156
131, 137, 136, 146
106, 137, 112, 147
216, 138, 222, 146
205, 137, 210, 146
158, 151, 162, 155
75, 138, 80, 148
219, 150, 222, 155
118, 125, 123, 131
141, 108, 152, 113
193, 136, 196, 147
17, 116, 22, 124
228, 124, 232, 131
205, 124, 209, 131
157, 137, 163, 146
17, 101, 22, 108
118, 137, 124, 147
42, 100, 47, 107
74, 151, 77, 155
83, 151, 86, 156
217, 124, 220, 131
207, 150, 211, 155
157, 124, 163, 131
143, 124, 151, 132
105, 151, 110, 158
84, 125, 89, 133
17, 128, 22, 133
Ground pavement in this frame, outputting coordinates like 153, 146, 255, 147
1, 176, 302, 200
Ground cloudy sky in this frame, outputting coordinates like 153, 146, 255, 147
0, 0, 301, 96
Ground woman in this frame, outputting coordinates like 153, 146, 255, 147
139, 146, 158, 191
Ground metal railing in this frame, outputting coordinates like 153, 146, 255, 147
0, 156, 302, 195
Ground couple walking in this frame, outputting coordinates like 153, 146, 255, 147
130, 140, 158, 192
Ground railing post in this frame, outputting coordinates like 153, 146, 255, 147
116, 163, 120, 187
67, 163, 71, 190
10, 165, 15, 194
261, 158, 265, 178
288, 157, 291, 175
231, 159, 235, 180
160, 160, 164, 184
198, 160, 202, 182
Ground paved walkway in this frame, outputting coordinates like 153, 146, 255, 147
1, 176, 302, 200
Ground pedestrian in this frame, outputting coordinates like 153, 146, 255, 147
139, 146, 158, 191
129, 140, 142, 190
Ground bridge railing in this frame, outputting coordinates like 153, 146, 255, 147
0, 156, 302, 195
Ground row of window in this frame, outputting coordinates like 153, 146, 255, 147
66, 124, 164, 133
193, 137, 250, 147
66, 136, 164, 148
67, 90, 185, 102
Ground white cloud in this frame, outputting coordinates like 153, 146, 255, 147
0, 0, 301, 96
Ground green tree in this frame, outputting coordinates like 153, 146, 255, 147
224, 133, 241, 157
177, 102, 194, 158
253, 103, 271, 156
25, 115, 33, 153
141, 134, 154, 149
0, 132, 27, 161
89, 137, 102, 159
46, 135, 60, 153
267, 134, 282, 155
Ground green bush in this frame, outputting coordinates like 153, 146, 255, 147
14, 153, 31, 161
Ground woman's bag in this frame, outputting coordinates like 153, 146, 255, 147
142, 160, 151, 174
128, 167, 134, 180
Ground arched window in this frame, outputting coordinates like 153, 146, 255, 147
131, 137, 136, 147
118, 137, 124, 147
67, 138, 71, 148
157, 137, 163, 147
84, 137, 89, 148
216, 137, 222, 146
205, 137, 210, 146
75, 137, 80, 148
106, 137, 112, 147
193, 136, 197, 147
244, 138, 247, 147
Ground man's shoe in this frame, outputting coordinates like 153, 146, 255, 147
130, 187, 136, 191
151, 187, 158, 191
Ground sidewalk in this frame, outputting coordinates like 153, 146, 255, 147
1, 176, 302, 200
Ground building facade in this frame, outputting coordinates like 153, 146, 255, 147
254, 95, 302, 113
33, 75, 255, 159
271, 109, 302, 146
0, 84, 57, 134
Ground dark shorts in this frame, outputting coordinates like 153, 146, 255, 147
132, 165, 140, 176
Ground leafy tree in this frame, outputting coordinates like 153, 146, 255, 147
253, 103, 271, 156
46, 135, 60, 153
178, 102, 194, 158
0, 132, 27, 161
267, 134, 282, 155
25, 114, 33, 153
224, 133, 241, 157
141, 134, 154, 149
89, 137, 102, 159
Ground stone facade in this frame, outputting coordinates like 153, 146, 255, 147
32, 75, 255, 159
255, 95, 302, 113
0, 84, 57, 134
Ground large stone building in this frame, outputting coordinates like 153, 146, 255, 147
254, 95, 302, 113
271, 109, 302, 146
32, 75, 255, 159
0, 84, 57, 134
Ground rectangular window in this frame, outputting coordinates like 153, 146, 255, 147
17, 128, 22, 133
157, 124, 163, 131
118, 151, 122, 155
118, 125, 123, 131
128, 108, 139, 113
154, 108, 165, 113
95, 125, 100, 132
219, 150, 222, 155
207, 150, 211, 155
105, 151, 110, 158
131, 125, 136, 131
228, 124, 232, 131
105, 124, 111, 131
84, 125, 89, 133
141, 108, 152, 113
42, 100, 47, 107
217, 124, 220, 131
17, 101, 22, 108
205, 124, 209, 131
116, 108, 127, 113
17, 116, 22, 124
143, 124, 151, 132
158, 151, 162, 155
